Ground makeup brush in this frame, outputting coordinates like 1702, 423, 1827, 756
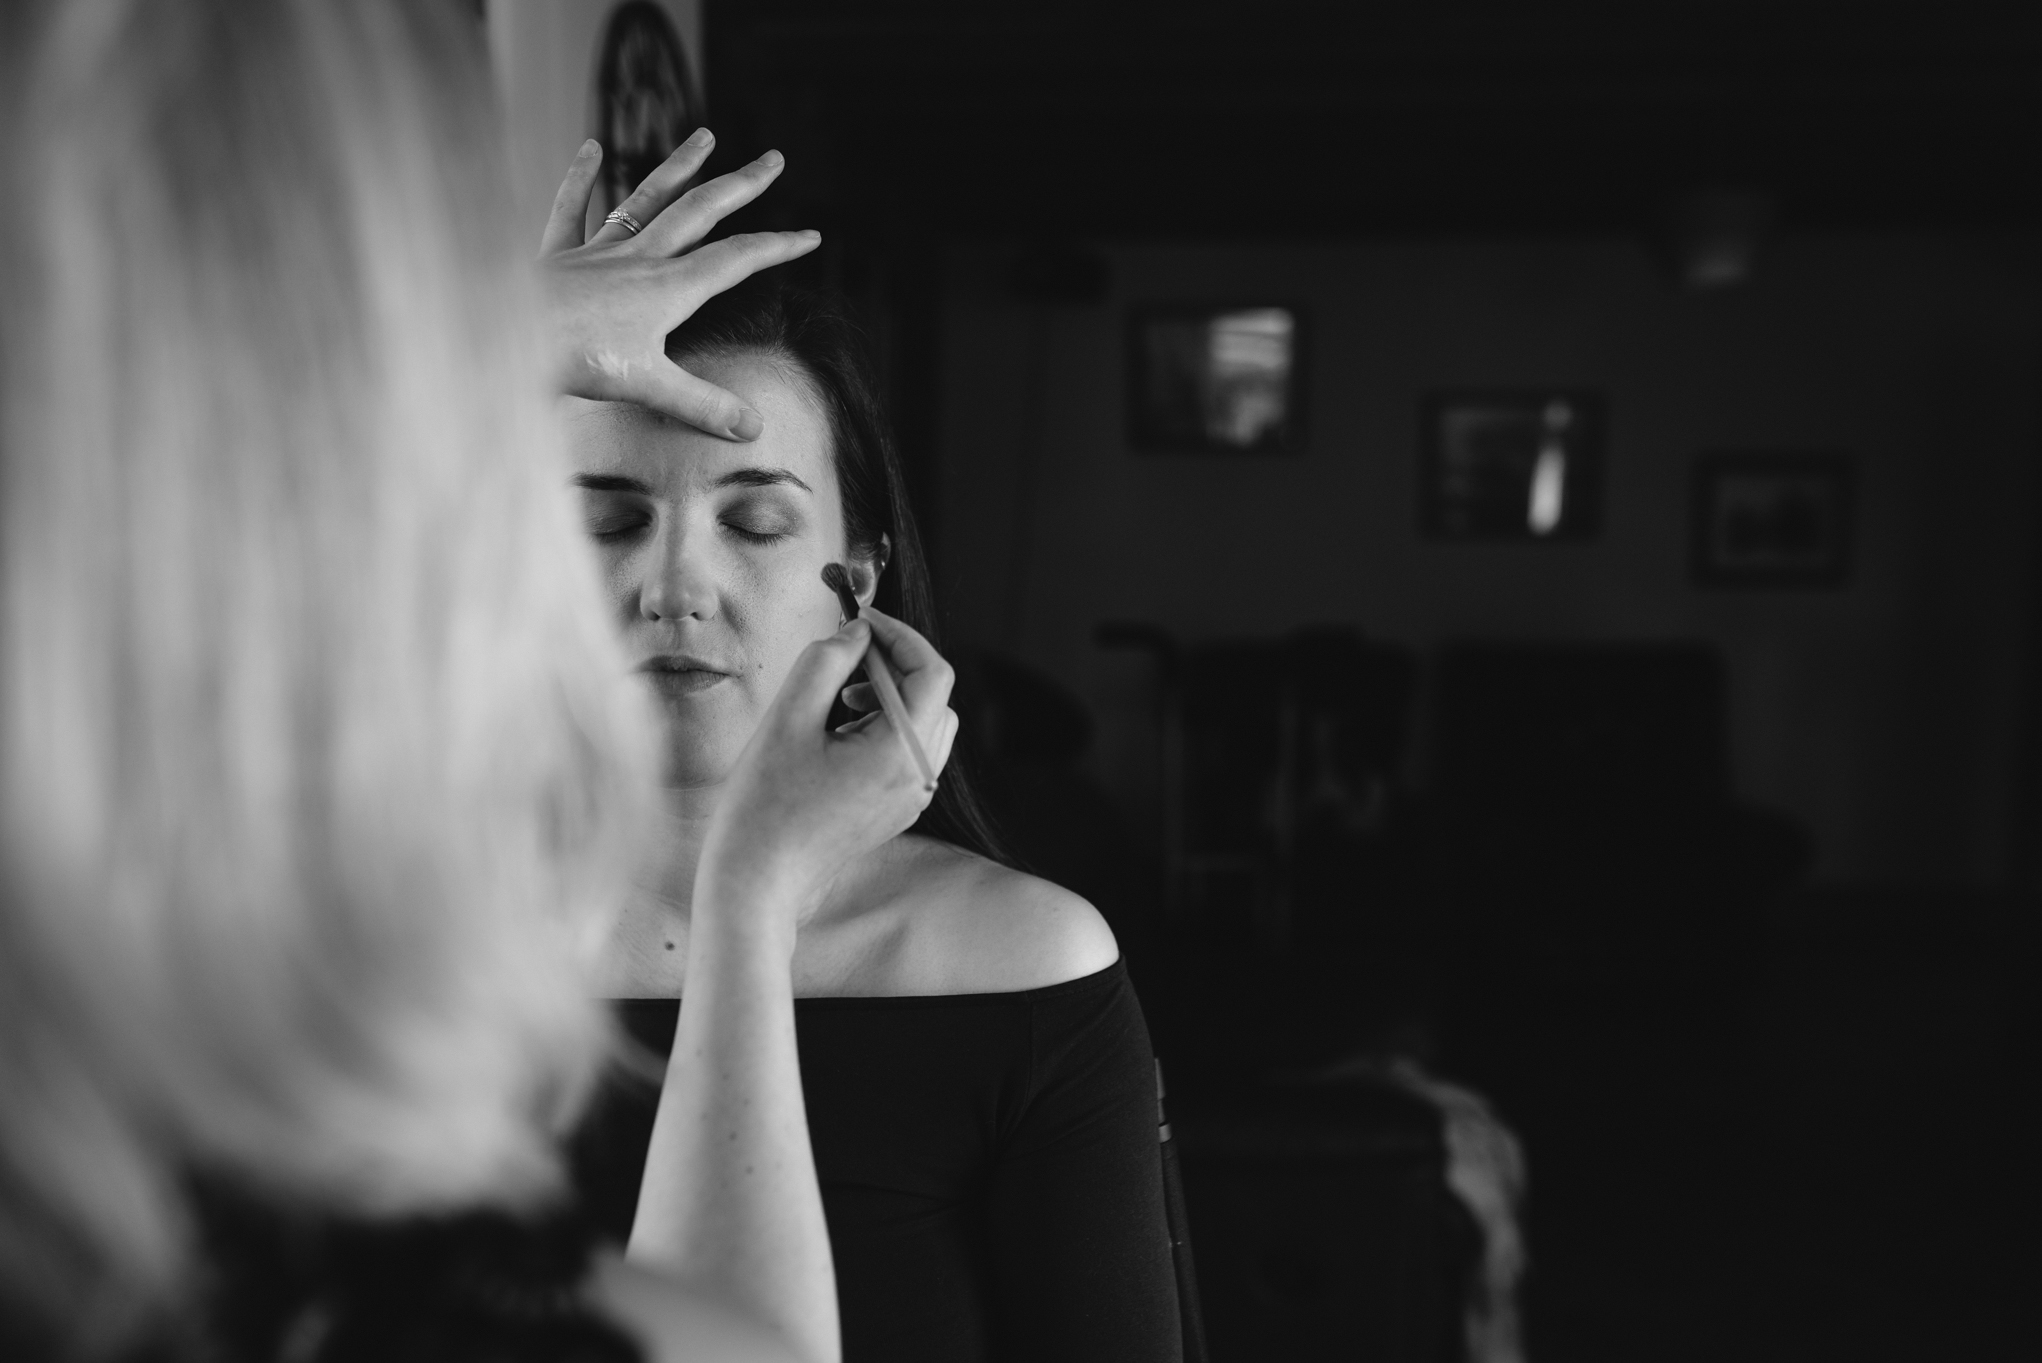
821, 563, 937, 791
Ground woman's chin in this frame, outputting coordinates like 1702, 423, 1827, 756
658, 731, 745, 791
658, 748, 733, 789
652, 700, 752, 787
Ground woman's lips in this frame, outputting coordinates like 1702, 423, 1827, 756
638, 657, 730, 696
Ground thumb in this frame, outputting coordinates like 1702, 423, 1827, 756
637, 361, 765, 442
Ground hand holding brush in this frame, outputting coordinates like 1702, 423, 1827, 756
821, 563, 939, 792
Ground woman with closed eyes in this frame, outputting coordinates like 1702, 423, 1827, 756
541, 140, 1184, 1363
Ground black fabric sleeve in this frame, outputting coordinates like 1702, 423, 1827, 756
983, 966, 1183, 1362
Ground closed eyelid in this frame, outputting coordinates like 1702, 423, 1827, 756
575, 482, 652, 541
721, 485, 805, 516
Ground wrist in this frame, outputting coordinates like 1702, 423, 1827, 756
690, 853, 812, 956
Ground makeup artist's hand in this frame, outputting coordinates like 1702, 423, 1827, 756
697, 610, 959, 949
537, 132, 820, 440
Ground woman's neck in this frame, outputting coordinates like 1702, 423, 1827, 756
595, 782, 724, 995
603, 785, 933, 997
647, 782, 722, 919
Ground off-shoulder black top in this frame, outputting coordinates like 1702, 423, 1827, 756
570, 959, 1183, 1363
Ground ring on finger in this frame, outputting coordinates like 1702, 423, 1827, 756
603, 207, 644, 235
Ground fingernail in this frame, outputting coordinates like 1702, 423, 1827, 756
757, 149, 785, 169
731, 407, 765, 441
685, 127, 713, 148
579, 139, 599, 157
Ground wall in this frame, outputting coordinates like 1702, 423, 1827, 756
934, 234, 2042, 886
485, 0, 705, 247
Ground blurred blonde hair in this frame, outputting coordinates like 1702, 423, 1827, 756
0, 0, 658, 1351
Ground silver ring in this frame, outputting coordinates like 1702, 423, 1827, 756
603, 207, 643, 235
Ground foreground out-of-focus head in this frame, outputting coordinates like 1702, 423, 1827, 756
0, 0, 657, 1352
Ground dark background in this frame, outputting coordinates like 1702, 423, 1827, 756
692, 3, 2041, 1359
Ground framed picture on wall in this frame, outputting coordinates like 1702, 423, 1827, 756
1420, 391, 1605, 541
1126, 304, 1305, 455
1691, 452, 1854, 588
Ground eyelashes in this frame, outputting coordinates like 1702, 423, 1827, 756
581, 514, 792, 547
577, 491, 801, 547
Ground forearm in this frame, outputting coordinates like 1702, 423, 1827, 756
627, 901, 838, 1363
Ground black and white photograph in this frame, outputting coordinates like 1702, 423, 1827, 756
1127, 305, 1305, 455
1422, 391, 1606, 541
2, 4, 2036, 1363
1693, 453, 1855, 587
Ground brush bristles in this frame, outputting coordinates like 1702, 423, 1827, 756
820, 563, 860, 621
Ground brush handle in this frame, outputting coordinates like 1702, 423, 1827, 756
861, 637, 938, 792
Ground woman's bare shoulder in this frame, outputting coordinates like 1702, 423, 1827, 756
882, 837, 1120, 996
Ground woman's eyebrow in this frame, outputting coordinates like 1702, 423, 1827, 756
716, 468, 814, 493
572, 473, 652, 494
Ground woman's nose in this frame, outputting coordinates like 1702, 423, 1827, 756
638, 521, 717, 622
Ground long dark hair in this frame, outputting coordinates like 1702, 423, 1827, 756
666, 278, 1008, 864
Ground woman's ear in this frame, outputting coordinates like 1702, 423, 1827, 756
850, 534, 891, 608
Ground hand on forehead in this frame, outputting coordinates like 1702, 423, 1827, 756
564, 351, 836, 495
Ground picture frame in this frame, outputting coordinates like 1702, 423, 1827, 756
1420, 391, 1606, 541
1691, 453, 1854, 588
1126, 304, 1306, 455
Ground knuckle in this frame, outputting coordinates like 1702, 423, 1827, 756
702, 180, 751, 212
